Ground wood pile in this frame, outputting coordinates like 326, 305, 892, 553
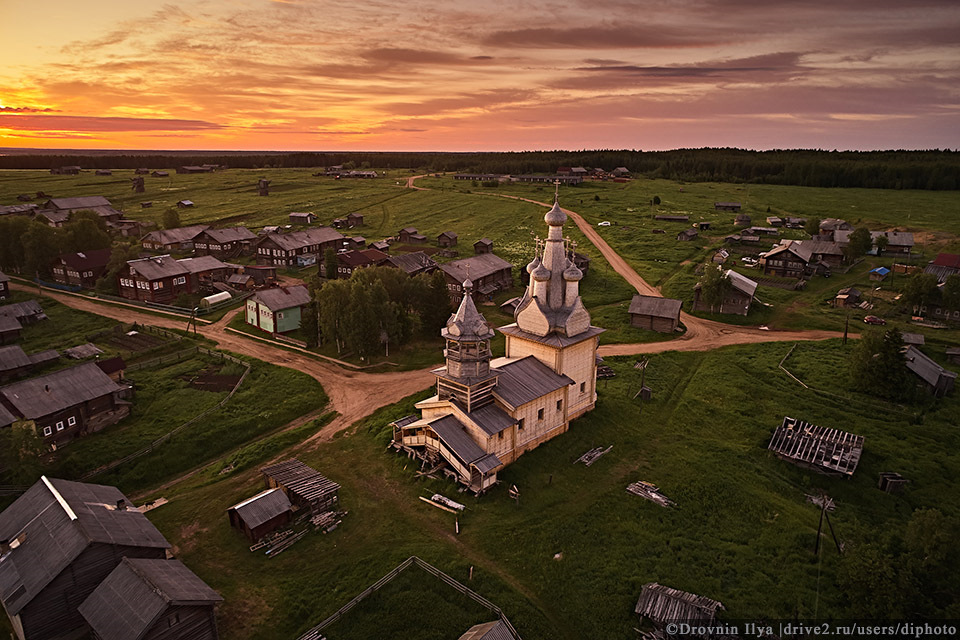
576, 446, 612, 466
597, 365, 616, 379
311, 510, 346, 533
266, 530, 308, 557
626, 481, 676, 508
249, 529, 294, 552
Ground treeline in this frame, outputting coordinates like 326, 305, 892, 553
0, 212, 113, 277
3, 148, 958, 190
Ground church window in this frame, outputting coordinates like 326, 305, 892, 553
556, 400, 562, 412
518, 418, 524, 431
537, 408, 544, 420
580, 382, 586, 393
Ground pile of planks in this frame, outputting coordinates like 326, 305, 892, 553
311, 510, 345, 533
266, 530, 308, 557
575, 445, 613, 466
626, 481, 676, 508
249, 529, 294, 553
597, 364, 616, 379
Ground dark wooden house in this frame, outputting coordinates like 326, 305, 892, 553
734, 213, 752, 227
0, 345, 59, 382
42, 196, 123, 226
119, 256, 193, 304
398, 227, 427, 244
692, 269, 757, 316
260, 459, 340, 514
439, 254, 513, 305
474, 238, 493, 255
346, 212, 364, 228
0, 477, 171, 640
438, 231, 458, 247
151, 171, 169, 178
714, 202, 741, 212
759, 242, 810, 278
52, 249, 113, 289
254, 227, 345, 267
177, 166, 213, 174
193, 227, 257, 258
79, 558, 223, 640
676, 228, 698, 241
0, 362, 129, 446
320, 248, 389, 279
0, 300, 47, 325
904, 345, 956, 397
142, 225, 210, 253
628, 295, 682, 333
227, 489, 292, 542
0, 314, 21, 345
50, 166, 81, 175
289, 212, 316, 225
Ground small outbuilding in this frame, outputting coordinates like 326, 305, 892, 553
869, 267, 890, 281
474, 238, 493, 254
834, 287, 862, 308
714, 202, 741, 212
635, 582, 724, 631
438, 231, 458, 247
628, 295, 682, 333
676, 228, 698, 242
227, 488, 292, 542
768, 416, 863, 476
904, 345, 956, 397
734, 213, 752, 227
260, 458, 340, 514
176, 200, 194, 208
289, 212, 316, 225
346, 212, 364, 227
398, 227, 427, 244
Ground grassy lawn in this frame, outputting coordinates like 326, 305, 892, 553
129, 339, 958, 640
4, 289, 119, 354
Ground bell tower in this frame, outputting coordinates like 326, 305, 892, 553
436, 279, 499, 412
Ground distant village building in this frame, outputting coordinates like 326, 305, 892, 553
628, 295, 682, 333
714, 202, 741, 212
869, 267, 890, 282
227, 488, 292, 541
50, 166, 81, 175
119, 255, 230, 303
385, 251, 438, 277
245, 285, 311, 334
924, 253, 960, 283
693, 269, 757, 316
320, 248, 389, 279
151, 170, 169, 178
0, 300, 47, 325
438, 231, 458, 247
176, 200, 194, 208
289, 212, 316, 225
142, 225, 211, 253
819, 218, 853, 239
398, 227, 427, 244
759, 242, 810, 278
654, 215, 689, 223
347, 212, 364, 227
611, 167, 630, 177
834, 287, 862, 308
834, 229, 914, 256
439, 254, 513, 306
0, 345, 59, 382
392, 197, 603, 493
193, 226, 258, 258
51, 249, 113, 289
41, 196, 123, 226
0, 477, 171, 640
904, 345, 956, 397
474, 238, 494, 255
676, 228, 698, 242
177, 165, 214, 174
94, 169, 112, 176
254, 228, 345, 267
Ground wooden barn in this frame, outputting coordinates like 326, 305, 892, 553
289, 212, 316, 225
904, 345, 957, 397
385, 251, 438, 277
346, 212, 364, 227
227, 488, 292, 542
142, 225, 210, 253
0, 477, 171, 640
52, 249, 113, 289
260, 459, 340, 514
635, 582, 724, 630
398, 227, 427, 244
628, 295, 682, 333
193, 227, 258, 258
692, 270, 757, 316
734, 213, 752, 227
0, 345, 59, 382
768, 416, 863, 476
474, 238, 493, 254
439, 254, 513, 305
0, 300, 47, 325
714, 202, 741, 212
438, 231, 458, 247
676, 228, 698, 241
79, 558, 222, 640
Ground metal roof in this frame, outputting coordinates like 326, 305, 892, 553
260, 459, 340, 505
428, 414, 495, 470
0, 362, 123, 420
635, 582, 724, 623
768, 416, 863, 476
126, 255, 190, 280
200, 226, 257, 243
725, 270, 758, 297
44, 196, 111, 210
904, 345, 957, 388
252, 285, 311, 312
457, 400, 516, 437
440, 254, 512, 283
0, 477, 170, 616
257, 227, 343, 251
628, 295, 682, 319
177, 255, 229, 274
58, 248, 113, 271
79, 558, 222, 640
141, 224, 209, 246
491, 356, 573, 409
387, 251, 438, 274
228, 488, 291, 530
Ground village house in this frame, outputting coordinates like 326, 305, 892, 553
834, 287, 862, 308
0, 477, 171, 640
254, 227, 345, 268
714, 202, 741, 212
151, 170, 169, 178
655, 214, 689, 223
385, 251, 438, 277
42, 196, 124, 226
94, 169, 112, 176
0, 362, 130, 446
245, 285, 311, 334
193, 226, 258, 258
243, 265, 277, 286
800, 237, 845, 269
612, 167, 630, 177
392, 197, 603, 493
835, 229, 914, 256
134, 168, 150, 175
0, 315, 22, 345
438, 231, 458, 247
759, 242, 811, 278
439, 254, 513, 306
747, 226, 778, 236
514, 174, 583, 184
398, 227, 428, 244
0, 204, 39, 218
693, 269, 757, 316
176, 200, 194, 209
50, 166, 82, 175
118, 255, 192, 303
343, 236, 365, 250
819, 218, 853, 239
915, 300, 960, 325
0, 271, 8, 299
227, 488, 292, 542
51, 249, 112, 289
904, 346, 957, 397
141, 225, 210, 253
177, 165, 214, 174
0, 300, 47, 325
925, 253, 960, 283
319, 248, 389, 279
474, 238, 494, 255
289, 212, 316, 225
79, 558, 223, 640
347, 212, 364, 227
676, 228, 698, 242
869, 266, 890, 282
628, 295, 682, 333
370, 240, 390, 252
177, 256, 234, 290
0, 345, 59, 382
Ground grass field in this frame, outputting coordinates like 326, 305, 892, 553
126, 339, 960, 640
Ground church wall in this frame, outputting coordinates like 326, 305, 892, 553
512, 387, 567, 457
560, 337, 600, 419
505, 336, 560, 372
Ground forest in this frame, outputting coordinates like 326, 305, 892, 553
1, 148, 957, 190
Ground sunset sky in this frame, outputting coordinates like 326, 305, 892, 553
1, 0, 958, 151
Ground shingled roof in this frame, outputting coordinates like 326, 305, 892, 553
491, 355, 573, 409
58, 248, 113, 271
0, 362, 123, 420
200, 226, 257, 243
79, 558, 222, 640
44, 196, 111, 210
0, 477, 170, 616
259, 227, 343, 251
141, 225, 210, 246
628, 295, 682, 319
428, 414, 502, 474
126, 255, 190, 280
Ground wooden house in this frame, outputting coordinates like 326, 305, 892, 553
176, 200, 194, 208
289, 212, 316, 225
94, 169, 112, 176
734, 213, 752, 227
693, 269, 757, 316
759, 242, 810, 278
0, 345, 59, 382
177, 166, 213, 174
42, 196, 123, 226
370, 240, 390, 252
52, 249, 113, 289
0, 362, 129, 445
243, 265, 277, 286
135, 168, 150, 175
819, 218, 852, 239
834, 287, 862, 308
227, 488, 292, 542
924, 253, 960, 283
768, 416, 863, 476
245, 285, 311, 334
628, 295, 682, 333
801, 238, 844, 269
438, 231, 458, 247
254, 227, 344, 268
915, 301, 960, 325
150, 170, 169, 178
835, 229, 914, 256
635, 583, 724, 630
142, 225, 210, 253
50, 166, 81, 175
320, 248, 389, 279
654, 215, 689, 223
119, 256, 193, 303
766, 216, 783, 227
0, 315, 22, 344
0, 300, 47, 325
474, 238, 493, 255
385, 251, 438, 277
439, 254, 513, 306
0, 477, 171, 640
260, 459, 340, 514
714, 202, 741, 212
904, 345, 956, 397
193, 227, 257, 258
79, 558, 223, 640
176, 256, 233, 291
398, 227, 427, 244
676, 228, 698, 242
946, 347, 960, 365
346, 212, 364, 227
611, 167, 630, 177
0, 271, 8, 300
343, 236, 365, 250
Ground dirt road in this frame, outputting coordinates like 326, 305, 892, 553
13, 283, 435, 440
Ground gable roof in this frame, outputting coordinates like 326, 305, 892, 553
0, 314, 22, 334
79, 558, 222, 640
257, 227, 344, 251
459, 620, 514, 640
142, 225, 209, 246
176, 255, 229, 274
200, 226, 257, 243
0, 345, 58, 373
763, 241, 812, 263
798, 238, 843, 257
387, 251, 438, 274
0, 300, 44, 321
58, 248, 112, 271
228, 488, 291, 530
439, 254, 512, 283
0, 477, 170, 616
127, 255, 190, 280
492, 356, 573, 409
725, 270, 758, 297
932, 253, 960, 269
0, 362, 123, 420
904, 345, 957, 388
428, 414, 501, 472
458, 400, 517, 437
628, 295, 682, 319
44, 196, 111, 210
0, 271, 8, 283
252, 285, 311, 311
438, 230, 458, 239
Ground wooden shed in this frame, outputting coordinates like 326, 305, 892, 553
438, 231, 459, 247
768, 416, 863, 476
346, 212, 364, 227
628, 295, 682, 333
474, 238, 493, 254
635, 582, 724, 629
676, 228, 698, 242
227, 488, 292, 542
260, 459, 340, 514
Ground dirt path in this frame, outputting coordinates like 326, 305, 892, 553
14, 283, 435, 442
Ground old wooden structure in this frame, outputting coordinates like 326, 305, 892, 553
193, 227, 257, 258
0, 477, 171, 640
131, 176, 145, 193
398, 227, 427, 244
289, 212, 316, 225
904, 345, 956, 397
227, 488, 292, 542
142, 225, 210, 253
346, 212, 364, 227
628, 295, 682, 333
0, 300, 47, 325
635, 582, 724, 630
385, 251, 438, 276
257, 178, 270, 196
439, 254, 513, 306
474, 238, 493, 254
0, 315, 21, 345
676, 228, 698, 242
438, 231, 458, 247
260, 459, 340, 514
692, 269, 757, 316
0, 345, 59, 382
768, 416, 864, 476
52, 249, 113, 289
254, 227, 344, 267
714, 201, 741, 211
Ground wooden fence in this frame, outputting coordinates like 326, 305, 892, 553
79, 347, 250, 480
295, 556, 521, 640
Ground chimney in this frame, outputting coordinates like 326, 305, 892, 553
116, 499, 127, 511
44, 384, 50, 393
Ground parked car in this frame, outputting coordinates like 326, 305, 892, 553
864, 315, 886, 325
598, 221, 611, 227
741, 257, 758, 266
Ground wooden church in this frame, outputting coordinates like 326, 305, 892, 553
392, 196, 603, 493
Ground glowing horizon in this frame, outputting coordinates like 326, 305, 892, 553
2, 0, 959, 152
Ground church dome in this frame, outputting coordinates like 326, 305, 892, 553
544, 200, 566, 226
563, 263, 583, 281
532, 264, 551, 281
525, 255, 541, 273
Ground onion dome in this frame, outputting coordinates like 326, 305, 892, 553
525, 255, 541, 274
563, 263, 583, 281
544, 199, 567, 226
532, 263, 551, 281
443, 280, 493, 340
